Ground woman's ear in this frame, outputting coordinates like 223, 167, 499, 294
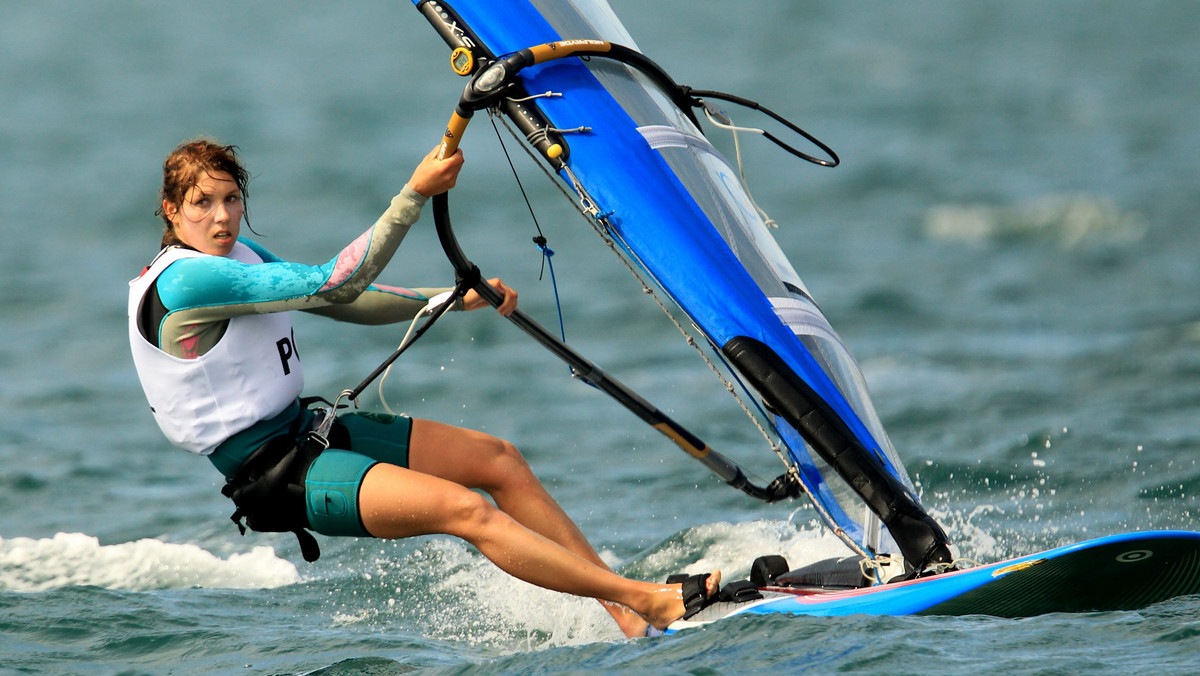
162, 199, 178, 225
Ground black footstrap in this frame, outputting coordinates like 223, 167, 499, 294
668, 573, 764, 619
717, 580, 763, 603
680, 573, 713, 619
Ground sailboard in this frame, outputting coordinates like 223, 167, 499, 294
663, 530, 1200, 630
406, 0, 1200, 623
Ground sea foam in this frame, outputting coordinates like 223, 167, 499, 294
0, 532, 298, 592
923, 193, 1143, 247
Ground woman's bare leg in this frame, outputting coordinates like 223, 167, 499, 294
357, 462, 718, 630
405, 419, 653, 636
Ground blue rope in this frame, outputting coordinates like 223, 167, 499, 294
533, 235, 568, 344
487, 113, 575, 375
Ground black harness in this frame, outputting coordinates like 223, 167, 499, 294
221, 399, 348, 562
215, 262, 466, 564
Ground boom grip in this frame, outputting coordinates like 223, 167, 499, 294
438, 111, 471, 160
525, 39, 611, 64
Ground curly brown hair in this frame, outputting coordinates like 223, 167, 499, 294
156, 139, 251, 249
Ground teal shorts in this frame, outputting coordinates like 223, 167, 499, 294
305, 411, 413, 538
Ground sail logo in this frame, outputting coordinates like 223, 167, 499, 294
427, 3, 478, 51
550, 39, 608, 51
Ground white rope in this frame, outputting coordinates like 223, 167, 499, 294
505, 91, 562, 103
702, 104, 778, 229
378, 291, 455, 416
859, 552, 905, 585
932, 558, 978, 574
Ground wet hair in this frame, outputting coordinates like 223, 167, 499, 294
155, 138, 251, 249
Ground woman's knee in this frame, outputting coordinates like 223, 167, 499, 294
442, 487, 505, 536
410, 420, 529, 483
470, 435, 537, 490
486, 436, 526, 470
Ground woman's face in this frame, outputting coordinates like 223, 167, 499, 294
164, 170, 243, 256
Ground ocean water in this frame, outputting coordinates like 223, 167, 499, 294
2, 1, 1199, 673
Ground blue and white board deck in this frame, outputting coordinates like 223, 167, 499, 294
669, 531, 1200, 630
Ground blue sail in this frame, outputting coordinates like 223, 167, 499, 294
413, 0, 950, 569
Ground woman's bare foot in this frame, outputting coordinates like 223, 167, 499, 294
604, 602, 651, 638
642, 570, 722, 631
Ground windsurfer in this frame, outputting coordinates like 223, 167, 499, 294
127, 138, 719, 637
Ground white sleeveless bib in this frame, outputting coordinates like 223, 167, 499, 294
128, 242, 304, 454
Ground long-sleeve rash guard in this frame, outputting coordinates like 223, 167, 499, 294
142, 186, 457, 358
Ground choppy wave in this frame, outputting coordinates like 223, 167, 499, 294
0, 532, 298, 592
923, 194, 1144, 247
313, 519, 853, 653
